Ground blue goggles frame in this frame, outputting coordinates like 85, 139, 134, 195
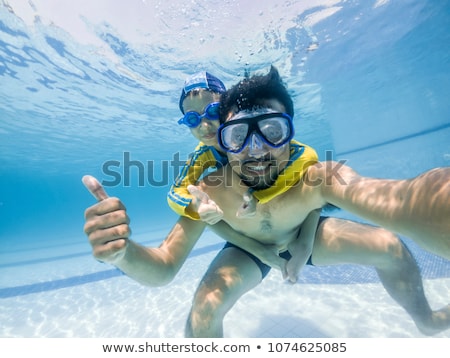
178, 102, 220, 128
218, 112, 294, 153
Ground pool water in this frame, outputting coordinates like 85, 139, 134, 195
0, 0, 449, 338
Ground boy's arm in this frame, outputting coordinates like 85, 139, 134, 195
210, 220, 288, 278
286, 209, 321, 283
168, 144, 223, 223
167, 148, 206, 220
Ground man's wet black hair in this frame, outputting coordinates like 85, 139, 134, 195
219, 66, 294, 123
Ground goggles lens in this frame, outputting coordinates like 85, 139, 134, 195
178, 102, 220, 127
219, 113, 294, 153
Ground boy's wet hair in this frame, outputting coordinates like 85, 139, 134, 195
219, 66, 294, 123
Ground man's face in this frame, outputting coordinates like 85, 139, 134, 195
222, 100, 291, 190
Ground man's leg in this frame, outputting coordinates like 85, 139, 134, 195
185, 246, 263, 337
311, 217, 450, 335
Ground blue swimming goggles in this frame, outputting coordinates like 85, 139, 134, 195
177, 102, 220, 128
218, 111, 294, 153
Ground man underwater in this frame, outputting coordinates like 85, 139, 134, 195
83, 66, 450, 337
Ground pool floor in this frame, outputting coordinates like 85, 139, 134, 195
1, 230, 449, 338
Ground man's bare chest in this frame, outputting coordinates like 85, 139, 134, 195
222, 193, 311, 243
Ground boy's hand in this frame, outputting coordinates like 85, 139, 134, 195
258, 244, 288, 279
286, 239, 314, 283
188, 185, 224, 225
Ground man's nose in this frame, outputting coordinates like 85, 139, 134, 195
248, 133, 267, 158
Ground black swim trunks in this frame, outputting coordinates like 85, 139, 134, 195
221, 216, 328, 279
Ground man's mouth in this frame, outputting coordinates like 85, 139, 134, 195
243, 161, 272, 175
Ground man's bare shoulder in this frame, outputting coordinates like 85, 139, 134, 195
303, 161, 359, 188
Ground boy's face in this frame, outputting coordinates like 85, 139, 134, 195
182, 90, 221, 147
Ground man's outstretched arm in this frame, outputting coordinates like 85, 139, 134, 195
82, 175, 206, 286
308, 163, 450, 259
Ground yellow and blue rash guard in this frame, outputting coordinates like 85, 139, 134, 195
252, 140, 318, 203
167, 143, 228, 219
167, 140, 318, 219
